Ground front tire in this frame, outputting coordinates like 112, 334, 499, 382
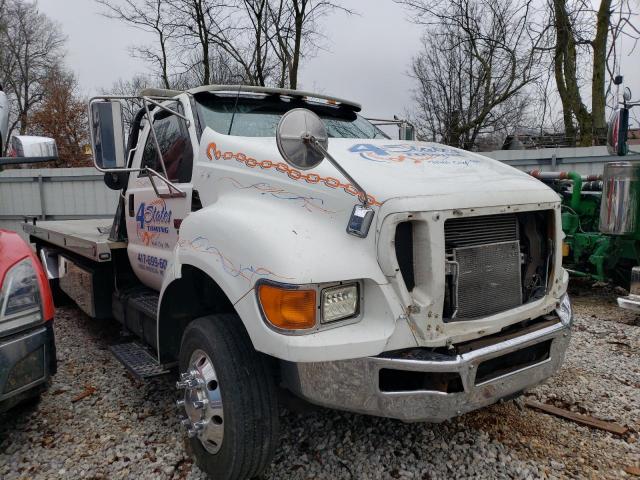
177, 314, 279, 480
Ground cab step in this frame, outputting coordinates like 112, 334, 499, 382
109, 341, 171, 379
112, 288, 160, 352
128, 290, 159, 318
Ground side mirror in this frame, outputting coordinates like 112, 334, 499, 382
607, 108, 629, 156
10, 136, 58, 159
89, 100, 126, 170
276, 108, 328, 170
276, 108, 375, 239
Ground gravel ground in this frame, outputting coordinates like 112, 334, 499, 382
0, 290, 638, 479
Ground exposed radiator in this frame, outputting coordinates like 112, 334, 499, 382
444, 214, 523, 321
453, 240, 523, 319
394, 212, 549, 321
445, 213, 518, 251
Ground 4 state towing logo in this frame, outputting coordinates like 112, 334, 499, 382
136, 198, 172, 234
348, 143, 480, 166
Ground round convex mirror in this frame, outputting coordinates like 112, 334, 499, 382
276, 108, 328, 170
623, 87, 632, 102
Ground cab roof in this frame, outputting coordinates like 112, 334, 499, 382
139, 84, 362, 112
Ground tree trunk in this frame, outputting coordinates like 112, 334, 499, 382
552, 0, 595, 146
289, 1, 305, 89
159, 32, 171, 89
591, 0, 612, 144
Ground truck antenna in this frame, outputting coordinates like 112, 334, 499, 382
227, 85, 242, 136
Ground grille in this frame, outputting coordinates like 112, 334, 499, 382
445, 213, 518, 251
453, 240, 523, 319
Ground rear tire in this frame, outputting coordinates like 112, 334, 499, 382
178, 314, 279, 480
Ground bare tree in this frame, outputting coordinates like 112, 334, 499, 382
551, 0, 639, 146
0, 0, 65, 150
105, 74, 156, 129
172, 50, 247, 88
399, 0, 545, 149
97, 0, 177, 89
167, 0, 220, 85
97, 0, 351, 90
267, 0, 351, 89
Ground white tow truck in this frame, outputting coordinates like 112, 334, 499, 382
25, 85, 573, 479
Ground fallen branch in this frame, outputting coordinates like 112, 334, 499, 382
625, 466, 640, 476
71, 386, 97, 403
524, 400, 628, 435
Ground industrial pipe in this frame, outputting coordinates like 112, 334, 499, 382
528, 170, 599, 212
528, 171, 601, 182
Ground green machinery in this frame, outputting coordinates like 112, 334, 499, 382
530, 163, 640, 285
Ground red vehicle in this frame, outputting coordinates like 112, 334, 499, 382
0, 229, 56, 412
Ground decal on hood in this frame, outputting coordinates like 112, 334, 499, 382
206, 142, 382, 206
217, 177, 336, 214
349, 143, 481, 166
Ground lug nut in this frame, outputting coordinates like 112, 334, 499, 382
193, 399, 208, 409
176, 399, 185, 409
176, 378, 198, 389
193, 420, 206, 431
180, 372, 193, 381
187, 428, 197, 438
181, 418, 191, 427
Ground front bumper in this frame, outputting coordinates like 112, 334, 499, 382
617, 267, 640, 311
282, 318, 570, 422
0, 322, 56, 411
618, 295, 640, 312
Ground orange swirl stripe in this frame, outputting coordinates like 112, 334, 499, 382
206, 142, 382, 207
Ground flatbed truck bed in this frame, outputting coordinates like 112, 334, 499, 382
23, 219, 125, 262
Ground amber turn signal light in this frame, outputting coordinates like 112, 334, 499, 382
258, 284, 317, 330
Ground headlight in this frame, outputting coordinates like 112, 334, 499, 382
0, 258, 42, 329
556, 293, 572, 326
321, 284, 359, 323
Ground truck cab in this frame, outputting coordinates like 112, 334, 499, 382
26, 85, 572, 480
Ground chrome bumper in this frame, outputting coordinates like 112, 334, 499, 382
283, 320, 570, 422
618, 295, 640, 312
619, 267, 640, 311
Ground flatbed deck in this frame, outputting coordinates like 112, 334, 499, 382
24, 219, 126, 262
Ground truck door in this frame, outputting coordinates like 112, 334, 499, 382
125, 102, 195, 291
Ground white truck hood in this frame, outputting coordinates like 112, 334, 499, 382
324, 138, 554, 203
201, 131, 558, 208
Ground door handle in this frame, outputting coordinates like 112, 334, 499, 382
128, 194, 135, 217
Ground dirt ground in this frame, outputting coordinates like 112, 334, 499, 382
1, 287, 638, 479
467, 288, 640, 479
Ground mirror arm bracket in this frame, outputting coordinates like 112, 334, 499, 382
142, 96, 191, 126
306, 135, 374, 239
145, 168, 187, 198
307, 136, 369, 207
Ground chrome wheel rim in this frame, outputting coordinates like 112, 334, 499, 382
176, 349, 224, 454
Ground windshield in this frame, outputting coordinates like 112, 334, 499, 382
195, 93, 388, 139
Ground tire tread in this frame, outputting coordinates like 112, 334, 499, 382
181, 314, 279, 480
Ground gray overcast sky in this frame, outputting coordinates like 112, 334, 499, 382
37, 0, 423, 120
37, 0, 640, 125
